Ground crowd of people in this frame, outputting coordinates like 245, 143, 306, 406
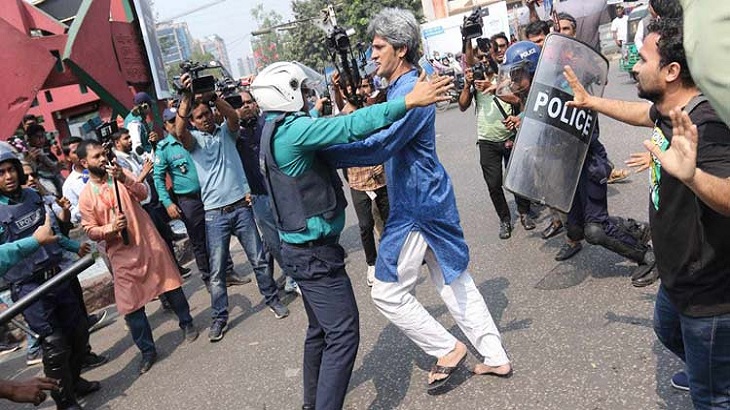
1, 0, 729, 409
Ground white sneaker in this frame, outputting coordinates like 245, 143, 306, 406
366, 265, 376, 287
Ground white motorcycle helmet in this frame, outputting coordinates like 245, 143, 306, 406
251, 62, 309, 113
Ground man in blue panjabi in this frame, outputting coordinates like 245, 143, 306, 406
321, 8, 512, 392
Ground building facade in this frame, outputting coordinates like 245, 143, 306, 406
156, 22, 195, 66
199, 35, 231, 73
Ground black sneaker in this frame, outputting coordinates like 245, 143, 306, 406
541, 220, 564, 240
88, 309, 108, 333
670, 371, 690, 392
226, 274, 252, 287
81, 352, 109, 372
555, 242, 582, 261
520, 213, 536, 230
498, 220, 512, 240
208, 321, 228, 342
269, 301, 290, 319
75, 378, 101, 397
0, 341, 20, 357
26, 349, 42, 366
182, 324, 199, 343
139, 352, 157, 375
178, 265, 192, 279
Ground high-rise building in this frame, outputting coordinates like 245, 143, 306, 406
199, 35, 231, 73
156, 22, 195, 65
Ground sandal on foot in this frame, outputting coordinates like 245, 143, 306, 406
426, 353, 467, 392
473, 365, 514, 379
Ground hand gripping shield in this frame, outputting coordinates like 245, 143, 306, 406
503, 34, 608, 212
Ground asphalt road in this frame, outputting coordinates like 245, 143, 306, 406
0, 61, 693, 410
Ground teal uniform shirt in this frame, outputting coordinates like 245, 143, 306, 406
0, 237, 40, 276
267, 97, 407, 244
153, 134, 201, 208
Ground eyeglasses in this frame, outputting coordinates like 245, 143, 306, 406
495, 43, 508, 50
478, 55, 489, 61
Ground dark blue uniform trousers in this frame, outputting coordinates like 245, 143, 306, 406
282, 242, 360, 410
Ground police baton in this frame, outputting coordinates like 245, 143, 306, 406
0, 254, 96, 326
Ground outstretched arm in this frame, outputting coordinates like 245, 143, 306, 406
564, 65, 653, 128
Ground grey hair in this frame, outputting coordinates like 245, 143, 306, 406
367, 8, 421, 64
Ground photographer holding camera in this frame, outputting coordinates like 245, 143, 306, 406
459, 35, 535, 239
174, 72, 290, 343
124, 92, 160, 155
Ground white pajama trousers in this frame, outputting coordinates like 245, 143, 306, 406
371, 231, 509, 366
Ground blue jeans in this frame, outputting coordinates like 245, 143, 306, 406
0, 294, 42, 355
251, 194, 290, 276
125, 287, 192, 357
654, 285, 730, 409
205, 203, 278, 324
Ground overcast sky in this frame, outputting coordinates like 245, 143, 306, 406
153, 0, 293, 77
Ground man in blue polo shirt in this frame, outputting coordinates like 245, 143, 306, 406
174, 83, 289, 342
153, 108, 245, 286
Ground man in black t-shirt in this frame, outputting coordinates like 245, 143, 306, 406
565, 18, 730, 407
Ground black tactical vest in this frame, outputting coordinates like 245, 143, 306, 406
0, 189, 64, 283
259, 113, 347, 234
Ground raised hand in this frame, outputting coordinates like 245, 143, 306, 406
643, 108, 699, 184
405, 72, 454, 109
32, 214, 58, 245
625, 152, 652, 173
564, 65, 592, 109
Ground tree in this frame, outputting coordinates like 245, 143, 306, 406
250, 3, 294, 70
287, 0, 423, 71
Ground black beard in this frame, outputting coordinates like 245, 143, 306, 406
88, 166, 107, 178
637, 86, 661, 103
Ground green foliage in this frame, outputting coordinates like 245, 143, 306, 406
287, 0, 423, 71
250, 3, 294, 70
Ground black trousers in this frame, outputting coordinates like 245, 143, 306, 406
478, 141, 530, 221
350, 186, 390, 266
12, 279, 88, 408
282, 242, 359, 410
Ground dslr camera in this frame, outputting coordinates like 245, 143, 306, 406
461, 7, 486, 40
173, 60, 218, 95
217, 77, 243, 109
472, 62, 487, 81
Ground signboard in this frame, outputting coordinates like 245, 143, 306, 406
132, 0, 171, 99
420, 1, 510, 58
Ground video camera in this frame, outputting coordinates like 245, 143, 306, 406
173, 60, 218, 95
217, 77, 243, 109
461, 7, 485, 41
318, 4, 366, 108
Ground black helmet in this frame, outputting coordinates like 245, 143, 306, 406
0, 150, 27, 186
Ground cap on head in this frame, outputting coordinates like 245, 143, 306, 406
250, 62, 308, 113
504, 41, 541, 74
162, 108, 177, 122
133, 92, 154, 105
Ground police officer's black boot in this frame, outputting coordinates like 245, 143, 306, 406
584, 223, 658, 287
42, 331, 83, 409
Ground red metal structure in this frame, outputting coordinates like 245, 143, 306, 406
1, 0, 157, 141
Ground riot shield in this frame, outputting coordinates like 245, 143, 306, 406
503, 34, 608, 212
